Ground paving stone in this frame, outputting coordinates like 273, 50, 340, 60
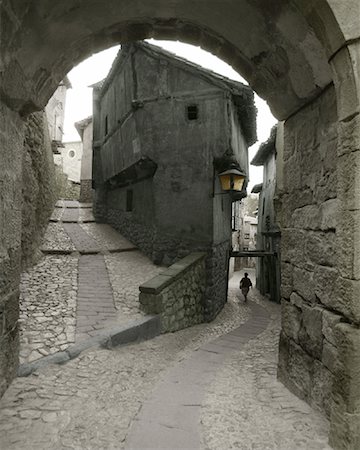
80, 223, 136, 251
63, 223, 100, 252
62, 207, 80, 222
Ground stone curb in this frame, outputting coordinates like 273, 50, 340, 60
17, 315, 161, 377
41, 247, 138, 256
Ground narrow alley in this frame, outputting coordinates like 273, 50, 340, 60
0, 203, 330, 449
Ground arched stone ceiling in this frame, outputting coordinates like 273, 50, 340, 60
0, 0, 347, 119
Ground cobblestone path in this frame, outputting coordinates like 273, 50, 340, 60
19, 201, 163, 364
0, 278, 331, 449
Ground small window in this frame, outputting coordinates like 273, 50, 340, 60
244, 233, 250, 239
68, 150, 75, 158
126, 189, 133, 212
104, 115, 108, 136
186, 105, 198, 121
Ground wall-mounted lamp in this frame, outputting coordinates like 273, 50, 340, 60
218, 162, 246, 192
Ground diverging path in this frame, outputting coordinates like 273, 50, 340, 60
19, 200, 163, 365
125, 301, 269, 449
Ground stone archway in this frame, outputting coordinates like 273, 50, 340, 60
0, 1, 359, 448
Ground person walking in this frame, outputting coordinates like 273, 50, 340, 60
239, 272, 252, 302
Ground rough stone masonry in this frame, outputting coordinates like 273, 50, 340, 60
0, 2, 360, 448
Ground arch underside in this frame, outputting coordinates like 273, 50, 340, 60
0, 0, 341, 119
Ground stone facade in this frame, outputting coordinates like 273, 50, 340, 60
277, 86, 353, 433
93, 42, 256, 321
139, 253, 206, 332
76, 116, 93, 203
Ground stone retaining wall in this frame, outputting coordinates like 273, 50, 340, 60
95, 202, 229, 322
139, 253, 206, 332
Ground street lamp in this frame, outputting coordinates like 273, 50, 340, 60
218, 162, 246, 192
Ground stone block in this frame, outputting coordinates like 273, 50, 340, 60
331, 41, 360, 121
337, 112, 360, 157
139, 292, 162, 315
322, 339, 338, 374
329, 394, 360, 450
278, 332, 313, 402
289, 291, 305, 308
280, 262, 293, 299
334, 277, 360, 323
305, 231, 335, 268
298, 303, 323, 360
310, 360, 334, 418
336, 209, 360, 281
291, 199, 338, 232
314, 265, 338, 309
293, 266, 316, 303
332, 322, 360, 413
322, 309, 342, 346
281, 229, 306, 267
281, 298, 301, 343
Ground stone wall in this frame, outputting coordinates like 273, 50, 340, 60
0, 101, 24, 398
80, 180, 93, 203
204, 241, 230, 321
139, 253, 206, 332
277, 86, 340, 418
96, 202, 229, 322
0, 105, 57, 398
55, 167, 80, 201
22, 112, 57, 267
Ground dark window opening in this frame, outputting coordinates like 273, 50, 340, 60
187, 105, 198, 121
104, 115, 108, 136
126, 189, 133, 212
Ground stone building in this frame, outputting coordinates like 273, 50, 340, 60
45, 76, 71, 154
92, 41, 256, 321
251, 125, 281, 303
1, 3, 360, 447
75, 116, 94, 202
57, 141, 83, 183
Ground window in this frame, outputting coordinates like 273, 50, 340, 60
244, 233, 250, 239
104, 115, 108, 136
68, 150, 75, 158
126, 189, 133, 212
186, 104, 198, 121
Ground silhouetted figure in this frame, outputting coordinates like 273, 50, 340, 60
239, 272, 252, 302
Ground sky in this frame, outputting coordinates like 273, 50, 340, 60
63, 40, 277, 190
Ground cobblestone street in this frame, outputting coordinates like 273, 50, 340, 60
19, 201, 163, 364
1, 218, 331, 450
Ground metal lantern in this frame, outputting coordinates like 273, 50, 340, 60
218, 163, 246, 192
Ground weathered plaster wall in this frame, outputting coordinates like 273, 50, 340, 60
22, 112, 57, 267
277, 85, 341, 418
80, 121, 94, 202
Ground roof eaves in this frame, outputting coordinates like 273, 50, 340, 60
251, 125, 277, 166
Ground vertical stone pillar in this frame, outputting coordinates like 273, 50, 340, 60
329, 40, 360, 450
0, 102, 25, 397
